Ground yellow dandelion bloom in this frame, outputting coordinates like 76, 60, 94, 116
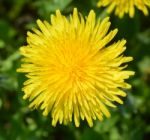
17, 8, 134, 127
97, 0, 150, 18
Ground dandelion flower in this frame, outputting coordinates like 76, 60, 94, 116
97, 0, 150, 18
17, 8, 134, 127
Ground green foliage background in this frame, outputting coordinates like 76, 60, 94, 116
0, 0, 150, 140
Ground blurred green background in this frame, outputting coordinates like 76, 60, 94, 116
0, 0, 150, 140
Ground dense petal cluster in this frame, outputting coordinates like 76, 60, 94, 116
17, 8, 134, 127
97, 0, 150, 18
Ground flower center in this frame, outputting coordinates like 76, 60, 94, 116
62, 60, 86, 82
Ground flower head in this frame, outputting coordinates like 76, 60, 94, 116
17, 8, 134, 127
97, 0, 150, 18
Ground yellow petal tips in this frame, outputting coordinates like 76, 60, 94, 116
97, 0, 150, 18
